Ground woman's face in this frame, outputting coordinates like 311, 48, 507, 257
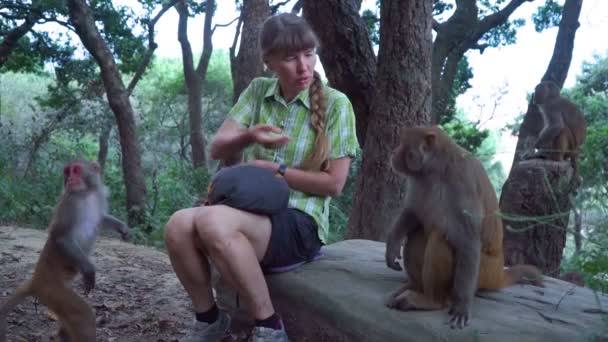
267, 48, 317, 101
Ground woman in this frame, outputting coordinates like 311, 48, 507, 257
164, 12, 359, 342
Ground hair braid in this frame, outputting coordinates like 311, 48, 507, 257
301, 71, 329, 171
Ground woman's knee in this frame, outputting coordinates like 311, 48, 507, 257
193, 205, 239, 251
164, 208, 196, 249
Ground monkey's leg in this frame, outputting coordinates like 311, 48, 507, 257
39, 285, 96, 342
387, 230, 427, 307
387, 231, 452, 311
403, 230, 427, 291
477, 252, 505, 290
541, 131, 569, 161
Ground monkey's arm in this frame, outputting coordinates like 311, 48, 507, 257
447, 217, 481, 329
535, 108, 565, 150
385, 209, 420, 271
54, 236, 96, 294
101, 215, 132, 241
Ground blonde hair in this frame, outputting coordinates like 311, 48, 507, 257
260, 13, 329, 171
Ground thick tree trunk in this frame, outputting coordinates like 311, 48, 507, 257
347, 0, 432, 241
176, 0, 214, 169
302, 0, 376, 147
500, 160, 572, 277
500, 0, 583, 273
67, 0, 148, 227
230, 0, 269, 104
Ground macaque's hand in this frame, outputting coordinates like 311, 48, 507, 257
120, 226, 133, 241
249, 124, 291, 149
248, 160, 280, 173
82, 268, 96, 295
448, 301, 470, 329
385, 240, 403, 271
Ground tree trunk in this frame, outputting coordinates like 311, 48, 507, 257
347, 0, 432, 241
302, 0, 376, 147
574, 206, 582, 254
67, 0, 148, 228
230, 0, 269, 104
500, 160, 572, 277
176, 0, 214, 169
98, 119, 112, 173
500, 0, 583, 273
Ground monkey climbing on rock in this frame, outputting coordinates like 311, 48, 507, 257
0, 160, 132, 342
526, 80, 587, 188
385, 126, 543, 329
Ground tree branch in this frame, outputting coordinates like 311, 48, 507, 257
0, 11, 39, 67
477, 0, 534, 34
196, 0, 215, 79
127, 0, 180, 95
291, 0, 302, 13
212, 16, 239, 33
229, 14, 243, 64
472, 43, 490, 53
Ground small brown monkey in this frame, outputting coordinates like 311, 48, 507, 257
385, 126, 543, 329
0, 160, 131, 342
526, 80, 587, 187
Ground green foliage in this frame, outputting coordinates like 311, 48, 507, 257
440, 57, 474, 125
1, 0, 147, 74
561, 52, 608, 294
563, 217, 608, 293
532, 0, 563, 32
481, 18, 525, 47
327, 154, 361, 244
442, 119, 489, 154
361, 9, 380, 46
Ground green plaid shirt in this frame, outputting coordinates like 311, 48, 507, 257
228, 77, 360, 243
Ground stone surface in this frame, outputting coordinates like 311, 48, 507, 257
217, 239, 608, 342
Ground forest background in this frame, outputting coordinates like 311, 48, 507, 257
0, 0, 607, 292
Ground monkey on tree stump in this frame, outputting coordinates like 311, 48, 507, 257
525, 80, 587, 188
0, 160, 132, 342
385, 126, 543, 329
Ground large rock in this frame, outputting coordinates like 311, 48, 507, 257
216, 239, 607, 342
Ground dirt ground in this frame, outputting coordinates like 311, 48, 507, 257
0, 226, 248, 342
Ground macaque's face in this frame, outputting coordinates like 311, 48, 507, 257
533, 81, 559, 105
391, 129, 426, 175
63, 161, 100, 192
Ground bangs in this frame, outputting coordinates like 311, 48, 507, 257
264, 24, 318, 58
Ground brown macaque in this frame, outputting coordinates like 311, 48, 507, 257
0, 160, 131, 342
385, 126, 543, 329
526, 81, 587, 187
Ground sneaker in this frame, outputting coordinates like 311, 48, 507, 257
248, 324, 289, 342
184, 310, 231, 342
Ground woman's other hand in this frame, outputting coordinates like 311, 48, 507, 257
249, 124, 291, 149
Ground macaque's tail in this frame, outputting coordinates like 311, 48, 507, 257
503, 265, 544, 287
0, 281, 33, 342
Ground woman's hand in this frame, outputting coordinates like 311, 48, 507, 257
248, 159, 279, 172
249, 124, 291, 149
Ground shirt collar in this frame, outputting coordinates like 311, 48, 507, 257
264, 78, 310, 109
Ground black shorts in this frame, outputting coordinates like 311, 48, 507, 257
260, 208, 323, 270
